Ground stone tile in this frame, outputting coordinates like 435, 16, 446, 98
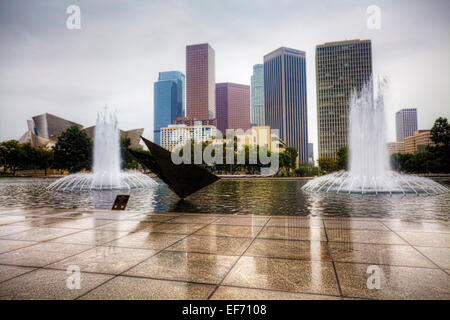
0, 225, 32, 237
168, 215, 220, 224
415, 247, 450, 269
329, 242, 436, 268
90, 211, 142, 220
46, 218, 114, 230
266, 217, 323, 228
109, 231, 185, 250
245, 239, 331, 261
258, 226, 327, 241
168, 235, 252, 256
2, 227, 80, 242
94, 220, 160, 232
210, 286, 342, 300
50, 229, 129, 246
195, 224, 263, 238
0, 242, 92, 267
396, 231, 450, 248
49, 246, 156, 274
0, 216, 27, 225
327, 229, 407, 245
0, 269, 112, 300
149, 223, 206, 235
223, 256, 339, 296
324, 219, 388, 231
382, 221, 450, 233
336, 262, 450, 300
79, 276, 215, 300
124, 251, 238, 284
0, 265, 35, 282
212, 216, 269, 226
0, 239, 36, 254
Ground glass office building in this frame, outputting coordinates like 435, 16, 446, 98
316, 39, 372, 159
395, 108, 418, 142
153, 71, 185, 145
264, 47, 308, 164
251, 64, 265, 126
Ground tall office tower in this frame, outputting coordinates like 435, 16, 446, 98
215, 83, 251, 134
186, 43, 215, 121
158, 71, 185, 117
263, 47, 308, 163
250, 64, 265, 126
153, 71, 185, 145
316, 39, 372, 159
308, 143, 314, 164
395, 108, 418, 142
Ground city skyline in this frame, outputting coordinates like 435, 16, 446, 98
0, 0, 449, 162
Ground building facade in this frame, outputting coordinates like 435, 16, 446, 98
316, 39, 372, 159
216, 83, 250, 134
395, 108, 418, 142
387, 141, 406, 155
153, 71, 185, 145
250, 64, 265, 126
160, 124, 216, 152
173, 116, 215, 126
186, 43, 215, 121
404, 130, 432, 154
308, 143, 314, 164
263, 47, 308, 163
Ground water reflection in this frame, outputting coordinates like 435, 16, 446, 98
0, 178, 449, 221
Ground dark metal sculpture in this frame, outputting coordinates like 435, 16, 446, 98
128, 137, 220, 199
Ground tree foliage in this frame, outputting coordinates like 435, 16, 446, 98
53, 126, 92, 173
318, 156, 337, 172
336, 146, 349, 170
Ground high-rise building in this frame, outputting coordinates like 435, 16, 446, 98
250, 64, 264, 126
395, 108, 418, 142
316, 39, 372, 159
263, 47, 308, 163
158, 71, 185, 116
216, 83, 250, 134
308, 143, 314, 164
186, 43, 215, 121
153, 71, 185, 145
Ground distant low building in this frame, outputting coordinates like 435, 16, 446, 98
19, 113, 144, 149
387, 141, 406, 155
404, 130, 432, 154
234, 126, 282, 153
160, 124, 216, 152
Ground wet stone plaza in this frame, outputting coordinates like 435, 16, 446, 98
0, 207, 449, 300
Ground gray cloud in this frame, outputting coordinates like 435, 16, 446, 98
0, 0, 449, 160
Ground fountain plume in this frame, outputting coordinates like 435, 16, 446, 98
303, 80, 448, 195
47, 108, 157, 191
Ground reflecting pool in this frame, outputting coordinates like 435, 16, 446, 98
0, 178, 449, 221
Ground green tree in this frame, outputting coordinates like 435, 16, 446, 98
35, 147, 54, 175
430, 117, 450, 147
0, 140, 25, 174
336, 146, 349, 170
318, 156, 337, 173
284, 146, 298, 169
53, 126, 92, 173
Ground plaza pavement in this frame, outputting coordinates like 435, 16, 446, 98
0, 208, 448, 300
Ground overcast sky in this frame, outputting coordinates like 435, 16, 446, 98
0, 0, 449, 159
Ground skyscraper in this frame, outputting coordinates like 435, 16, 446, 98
316, 39, 372, 159
250, 64, 264, 126
153, 71, 185, 145
186, 43, 215, 121
263, 47, 308, 163
216, 83, 250, 133
395, 108, 418, 142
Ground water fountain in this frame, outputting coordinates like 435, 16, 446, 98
302, 80, 448, 195
47, 110, 157, 191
